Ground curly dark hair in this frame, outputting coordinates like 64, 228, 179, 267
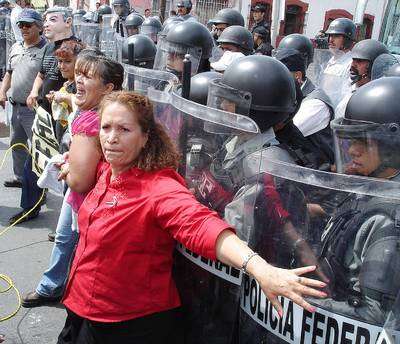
98, 91, 180, 171
55, 40, 86, 59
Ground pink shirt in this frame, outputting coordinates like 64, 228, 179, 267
67, 110, 100, 212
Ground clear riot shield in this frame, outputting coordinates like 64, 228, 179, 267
4, 15, 14, 77
77, 22, 100, 48
114, 32, 126, 63
76, 22, 100, 48
165, 87, 265, 343
237, 156, 400, 344
320, 72, 351, 109
307, 48, 333, 87
123, 64, 179, 95
0, 15, 7, 79
99, 14, 117, 59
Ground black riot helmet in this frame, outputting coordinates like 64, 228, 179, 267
326, 18, 356, 49
163, 15, 184, 27
217, 25, 254, 55
122, 34, 157, 68
210, 8, 245, 27
176, 0, 192, 11
351, 39, 389, 83
385, 63, 400, 77
189, 71, 221, 105
95, 4, 111, 23
112, 0, 130, 17
352, 39, 389, 64
82, 11, 96, 23
97, 4, 111, 16
139, 16, 162, 43
208, 55, 297, 132
277, 33, 314, 67
125, 12, 144, 28
154, 21, 214, 75
371, 53, 400, 80
331, 77, 400, 175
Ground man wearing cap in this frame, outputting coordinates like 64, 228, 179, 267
250, 4, 270, 44
8, 6, 75, 224
0, 8, 46, 189
253, 26, 272, 56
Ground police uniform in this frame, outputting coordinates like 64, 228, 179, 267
250, 19, 271, 44
316, 174, 400, 324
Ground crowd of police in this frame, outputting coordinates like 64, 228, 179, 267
0, 0, 400, 343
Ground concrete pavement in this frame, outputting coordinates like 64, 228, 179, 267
0, 106, 66, 344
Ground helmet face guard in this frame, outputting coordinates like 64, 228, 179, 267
207, 79, 252, 116
153, 40, 202, 77
331, 118, 399, 176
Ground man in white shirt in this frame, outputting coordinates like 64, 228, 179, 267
320, 18, 356, 108
335, 39, 389, 118
275, 48, 335, 164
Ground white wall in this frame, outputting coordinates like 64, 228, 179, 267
303, 0, 387, 39
238, 0, 388, 40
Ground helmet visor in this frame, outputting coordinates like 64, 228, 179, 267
331, 117, 395, 176
207, 79, 251, 116
153, 40, 202, 76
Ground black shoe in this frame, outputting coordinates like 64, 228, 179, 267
21, 291, 62, 308
48, 232, 55, 242
3, 178, 22, 188
8, 208, 40, 225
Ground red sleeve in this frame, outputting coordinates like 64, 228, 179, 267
153, 170, 234, 261
263, 174, 290, 225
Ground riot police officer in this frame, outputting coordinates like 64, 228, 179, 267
209, 8, 244, 40
95, 4, 112, 24
139, 16, 162, 43
276, 33, 314, 68
250, 3, 271, 43
176, 0, 197, 22
335, 39, 388, 118
216, 25, 254, 56
124, 12, 143, 36
316, 76, 400, 324
153, 20, 214, 78
121, 33, 156, 68
321, 18, 356, 107
253, 26, 272, 56
275, 48, 334, 165
213, 55, 330, 170
112, 0, 131, 36
189, 71, 221, 105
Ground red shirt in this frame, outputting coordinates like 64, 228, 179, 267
63, 162, 231, 322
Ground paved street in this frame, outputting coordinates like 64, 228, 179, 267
0, 107, 66, 344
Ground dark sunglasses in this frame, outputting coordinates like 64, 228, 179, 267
18, 22, 34, 28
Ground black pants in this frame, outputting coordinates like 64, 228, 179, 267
57, 307, 184, 344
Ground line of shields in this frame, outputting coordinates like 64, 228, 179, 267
19, 13, 400, 339
0, 14, 15, 80
125, 64, 400, 344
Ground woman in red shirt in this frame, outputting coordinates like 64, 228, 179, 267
57, 91, 327, 344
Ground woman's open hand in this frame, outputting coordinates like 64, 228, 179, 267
250, 258, 327, 317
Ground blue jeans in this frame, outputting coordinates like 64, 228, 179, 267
36, 190, 78, 297
21, 156, 42, 210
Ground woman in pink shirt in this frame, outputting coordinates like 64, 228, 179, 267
57, 91, 327, 344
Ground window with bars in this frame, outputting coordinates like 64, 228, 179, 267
194, 0, 229, 25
